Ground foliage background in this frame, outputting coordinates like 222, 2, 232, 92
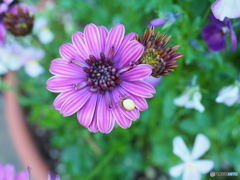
16, 0, 240, 179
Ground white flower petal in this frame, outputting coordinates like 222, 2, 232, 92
38, 28, 54, 44
191, 134, 210, 160
174, 89, 191, 106
169, 163, 184, 177
194, 160, 214, 174
24, 61, 45, 77
173, 136, 192, 162
211, 0, 240, 21
183, 164, 201, 180
216, 85, 239, 106
0, 62, 8, 75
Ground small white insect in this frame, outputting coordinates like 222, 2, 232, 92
120, 97, 135, 110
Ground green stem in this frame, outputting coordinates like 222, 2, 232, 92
84, 149, 115, 180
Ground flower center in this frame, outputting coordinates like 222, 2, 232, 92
83, 48, 122, 94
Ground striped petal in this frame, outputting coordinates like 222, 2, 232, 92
121, 64, 152, 81
104, 24, 125, 55
59, 43, 85, 63
114, 32, 137, 63
77, 94, 98, 127
50, 59, 86, 77
72, 32, 90, 60
84, 23, 102, 58
120, 81, 155, 98
116, 40, 144, 69
98, 26, 108, 52
97, 94, 115, 133
53, 91, 75, 110
60, 87, 92, 116
46, 76, 85, 92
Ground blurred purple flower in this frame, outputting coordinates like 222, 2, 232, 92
148, 18, 168, 27
46, 23, 155, 133
0, 0, 13, 14
211, 0, 240, 21
48, 171, 60, 180
0, 163, 29, 180
202, 15, 237, 51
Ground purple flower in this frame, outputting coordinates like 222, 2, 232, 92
148, 17, 168, 27
48, 171, 60, 180
46, 23, 155, 133
211, 0, 240, 21
202, 15, 237, 51
0, 163, 29, 180
0, 0, 13, 14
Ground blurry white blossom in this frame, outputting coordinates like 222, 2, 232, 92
0, 41, 24, 74
169, 134, 214, 180
34, 17, 54, 44
0, 40, 45, 77
216, 81, 240, 106
174, 85, 205, 112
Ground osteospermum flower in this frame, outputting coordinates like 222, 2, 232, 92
0, 163, 29, 180
211, 0, 240, 21
202, 15, 237, 51
46, 23, 155, 133
135, 26, 183, 78
169, 134, 214, 180
216, 80, 240, 106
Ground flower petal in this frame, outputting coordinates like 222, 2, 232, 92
173, 136, 191, 162
116, 40, 144, 69
88, 114, 99, 133
4, 164, 15, 180
60, 87, 92, 116
104, 24, 125, 55
50, 58, 86, 77
72, 32, 90, 60
194, 160, 214, 174
84, 23, 102, 58
77, 93, 98, 127
226, 18, 237, 51
59, 43, 85, 63
15, 170, 29, 180
121, 64, 152, 81
53, 91, 75, 110
216, 85, 239, 106
114, 32, 137, 63
211, 0, 240, 21
0, 22, 6, 46
148, 18, 168, 27
97, 94, 115, 133
46, 76, 85, 92
182, 165, 201, 180
120, 81, 154, 98
191, 134, 210, 160
169, 163, 184, 177
142, 76, 161, 87
98, 26, 108, 52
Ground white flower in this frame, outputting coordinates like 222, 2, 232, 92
169, 134, 214, 180
34, 17, 54, 44
211, 0, 240, 21
24, 60, 45, 78
0, 41, 25, 74
216, 81, 240, 106
0, 40, 45, 77
174, 86, 205, 112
